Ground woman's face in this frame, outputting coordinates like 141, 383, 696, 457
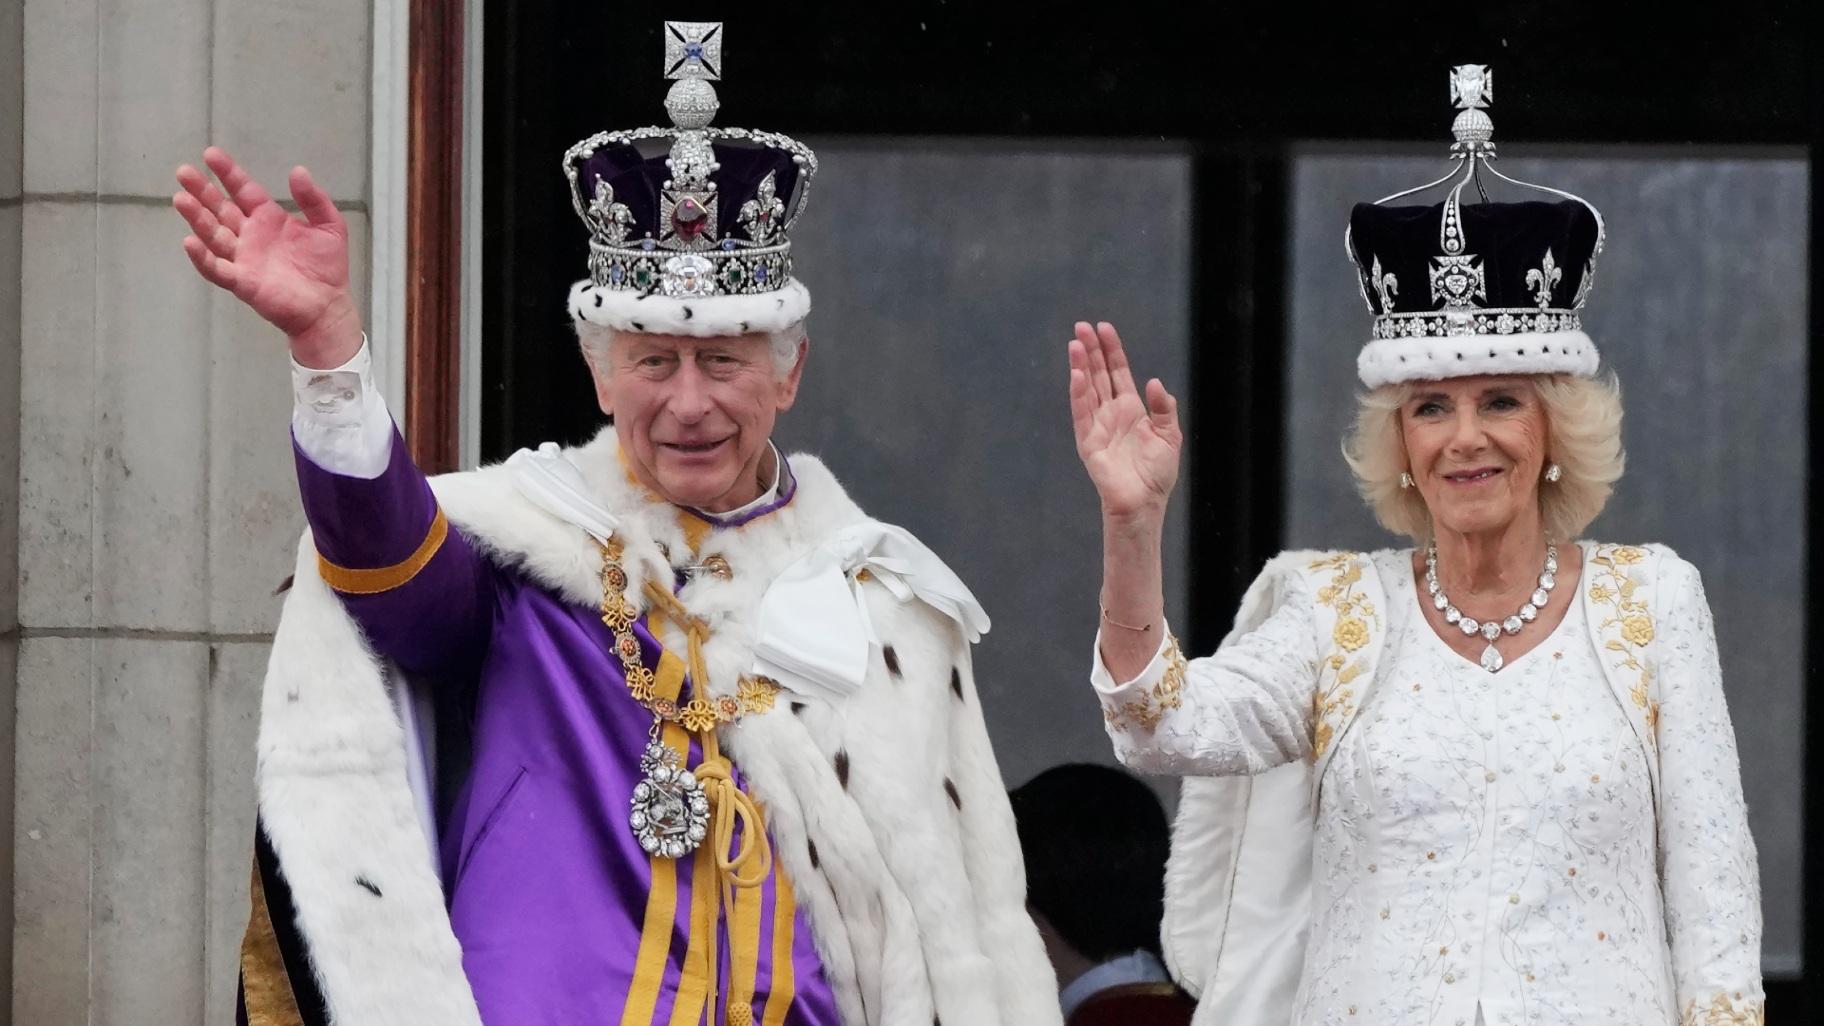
1400, 375, 1550, 539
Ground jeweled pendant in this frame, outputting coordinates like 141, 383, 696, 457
630, 741, 710, 859
1480, 643, 1504, 673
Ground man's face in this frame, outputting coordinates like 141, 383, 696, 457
589, 330, 806, 512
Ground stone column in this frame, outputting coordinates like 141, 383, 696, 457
12, 0, 372, 1020
1, 0, 23, 1019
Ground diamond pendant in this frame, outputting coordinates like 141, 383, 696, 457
1479, 642, 1504, 674
630, 741, 710, 859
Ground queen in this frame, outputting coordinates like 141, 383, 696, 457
1065, 66, 1763, 1026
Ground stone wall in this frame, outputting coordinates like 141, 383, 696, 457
11, 0, 372, 1019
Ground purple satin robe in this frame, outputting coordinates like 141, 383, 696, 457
295, 431, 841, 1026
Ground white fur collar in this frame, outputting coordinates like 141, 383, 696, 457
427, 427, 872, 701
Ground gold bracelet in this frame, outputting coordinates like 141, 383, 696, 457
1100, 607, 1156, 633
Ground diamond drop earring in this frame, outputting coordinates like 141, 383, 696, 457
1544, 463, 1562, 483
1400, 472, 1415, 490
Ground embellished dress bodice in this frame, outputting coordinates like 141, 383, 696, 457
1299, 550, 1669, 1026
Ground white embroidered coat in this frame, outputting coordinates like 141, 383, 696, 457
1091, 543, 1763, 1026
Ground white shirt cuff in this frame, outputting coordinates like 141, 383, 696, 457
291, 334, 397, 479
1089, 620, 1174, 701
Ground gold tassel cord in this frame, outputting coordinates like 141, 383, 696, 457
643, 577, 775, 1022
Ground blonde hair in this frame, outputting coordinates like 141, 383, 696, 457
1342, 372, 1625, 542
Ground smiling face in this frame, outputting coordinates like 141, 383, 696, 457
587, 330, 806, 512
1400, 375, 1551, 539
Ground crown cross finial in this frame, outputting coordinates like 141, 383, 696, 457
1450, 64, 1493, 110
1449, 64, 1495, 154
665, 22, 722, 81
663, 22, 723, 133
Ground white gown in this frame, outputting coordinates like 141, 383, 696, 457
1091, 545, 1763, 1026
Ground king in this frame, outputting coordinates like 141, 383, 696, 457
173, 20, 1060, 1026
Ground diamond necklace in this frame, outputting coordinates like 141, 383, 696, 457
1424, 541, 1559, 673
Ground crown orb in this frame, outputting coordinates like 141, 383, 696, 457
665, 78, 720, 130
1451, 107, 1494, 146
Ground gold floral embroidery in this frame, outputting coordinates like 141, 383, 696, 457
1334, 617, 1369, 652
1109, 634, 1187, 733
1621, 614, 1655, 646
1679, 990, 1765, 1026
1309, 553, 1378, 760
1588, 544, 1659, 744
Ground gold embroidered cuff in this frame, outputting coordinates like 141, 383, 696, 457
317, 508, 450, 595
1106, 633, 1186, 733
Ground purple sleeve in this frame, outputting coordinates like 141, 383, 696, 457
294, 428, 494, 673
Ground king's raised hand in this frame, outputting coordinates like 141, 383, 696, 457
173, 147, 362, 369
1067, 321, 1184, 527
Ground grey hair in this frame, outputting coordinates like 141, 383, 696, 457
766, 320, 808, 376
576, 318, 807, 380
1341, 371, 1626, 543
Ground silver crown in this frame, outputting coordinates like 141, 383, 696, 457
1346, 64, 1607, 341
561, 22, 819, 300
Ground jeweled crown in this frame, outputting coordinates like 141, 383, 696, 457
1345, 65, 1606, 345
562, 22, 818, 301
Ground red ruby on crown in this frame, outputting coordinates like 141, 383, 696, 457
672, 196, 708, 240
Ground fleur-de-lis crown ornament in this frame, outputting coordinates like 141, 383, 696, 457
1342, 65, 1611, 389
561, 22, 820, 338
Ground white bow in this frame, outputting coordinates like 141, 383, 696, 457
507, 442, 622, 543
753, 520, 990, 705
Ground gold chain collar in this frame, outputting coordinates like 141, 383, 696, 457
599, 537, 781, 729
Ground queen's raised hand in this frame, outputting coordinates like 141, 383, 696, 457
1067, 321, 1183, 528
1068, 320, 1183, 676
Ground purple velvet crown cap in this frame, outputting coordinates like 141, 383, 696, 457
577, 141, 805, 249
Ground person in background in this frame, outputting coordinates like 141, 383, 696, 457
1012, 763, 1195, 1026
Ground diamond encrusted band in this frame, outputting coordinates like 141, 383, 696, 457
1373, 308, 1584, 341
587, 241, 795, 298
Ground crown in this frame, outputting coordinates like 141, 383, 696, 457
1345, 65, 1609, 388
562, 22, 819, 336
